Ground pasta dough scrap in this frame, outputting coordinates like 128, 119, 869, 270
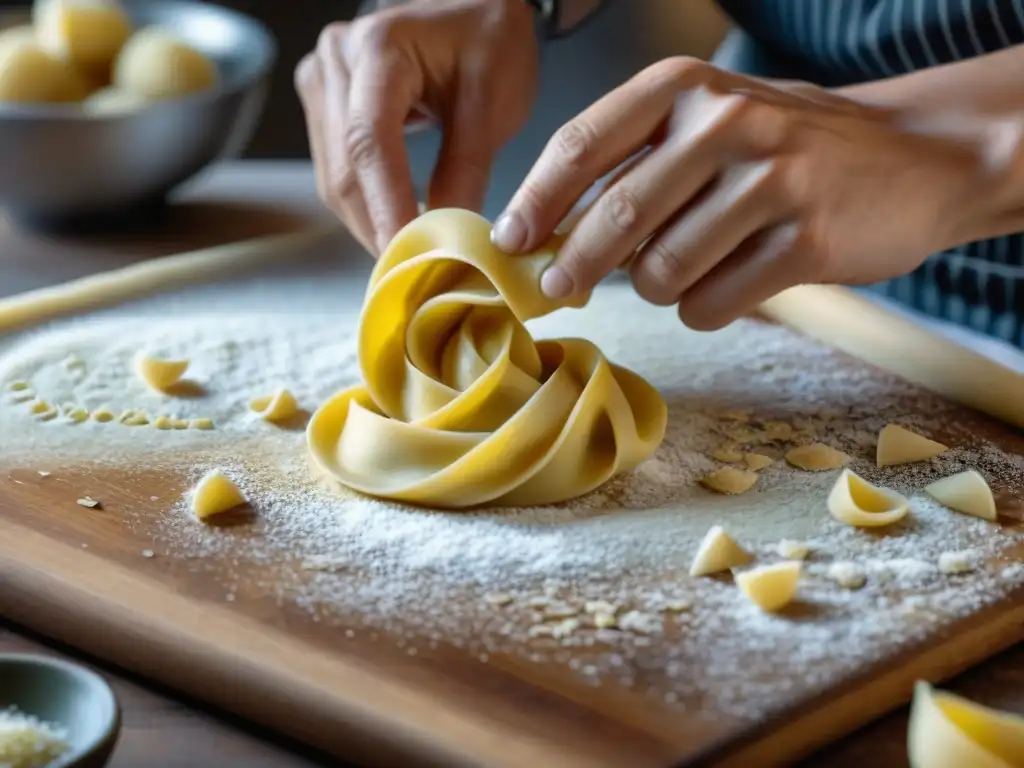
828, 469, 910, 528
28, 399, 51, 415
785, 442, 850, 471
134, 352, 189, 392
91, 408, 114, 422
776, 540, 810, 560
250, 388, 299, 423
743, 452, 773, 471
710, 445, 744, 462
827, 562, 866, 589
64, 406, 89, 423
876, 423, 949, 467
907, 681, 1024, 768
689, 525, 753, 577
190, 469, 246, 521
700, 466, 759, 495
190, 418, 214, 430
735, 562, 801, 613
924, 470, 998, 522
307, 209, 668, 509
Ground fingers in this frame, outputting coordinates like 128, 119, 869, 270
629, 158, 791, 305
675, 222, 804, 331
296, 21, 421, 257
296, 24, 377, 254
549, 96, 772, 299
346, 49, 420, 252
493, 58, 699, 254
294, 53, 330, 203
428, 59, 497, 213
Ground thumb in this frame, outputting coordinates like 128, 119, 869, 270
427, 92, 498, 213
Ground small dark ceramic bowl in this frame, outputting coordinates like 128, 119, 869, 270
0, 653, 121, 768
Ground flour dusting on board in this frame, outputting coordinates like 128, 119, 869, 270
1, 276, 1023, 724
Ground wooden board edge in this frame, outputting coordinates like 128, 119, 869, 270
0, 520, 612, 768
689, 589, 1024, 766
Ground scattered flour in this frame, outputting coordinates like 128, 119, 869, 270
0, 267, 1022, 727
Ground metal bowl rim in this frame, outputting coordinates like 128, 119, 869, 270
0, 652, 122, 764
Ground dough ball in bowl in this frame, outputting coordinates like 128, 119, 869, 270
82, 85, 148, 114
113, 26, 217, 99
34, 0, 130, 76
0, 37, 91, 103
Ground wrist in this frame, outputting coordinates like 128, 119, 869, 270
955, 117, 1024, 245
521, 0, 606, 39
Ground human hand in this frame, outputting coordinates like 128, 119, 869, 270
296, 0, 539, 255
492, 58, 997, 330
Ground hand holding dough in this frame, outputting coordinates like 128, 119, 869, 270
307, 209, 668, 509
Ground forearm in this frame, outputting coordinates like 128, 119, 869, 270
837, 45, 1024, 243
836, 44, 1024, 116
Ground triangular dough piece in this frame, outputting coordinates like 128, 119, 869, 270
689, 525, 752, 577
876, 424, 948, 467
250, 388, 299, 423
828, 469, 910, 528
735, 562, 801, 613
190, 469, 247, 521
135, 352, 188, 391
925, 470, 997, 521
908, 681, 1024, 768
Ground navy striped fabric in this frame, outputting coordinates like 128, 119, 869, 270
713, 0, 1024, 346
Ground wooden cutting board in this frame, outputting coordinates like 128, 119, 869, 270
1, 163, 1023, 768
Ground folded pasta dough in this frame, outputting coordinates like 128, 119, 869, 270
307, 208, 668, 509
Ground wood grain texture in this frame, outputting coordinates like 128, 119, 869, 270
5, 620, 1024, 768
1, 163, 1024, 768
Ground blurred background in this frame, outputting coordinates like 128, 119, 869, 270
0, 0, 732, 219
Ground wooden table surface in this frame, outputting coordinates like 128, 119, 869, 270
1, 161, 1022, 768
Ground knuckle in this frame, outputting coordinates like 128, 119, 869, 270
510, 179, 545, 224
293, 53, 319, 97
343, 119, 380, 171
775, 156, 813, 206
316, 22, 346, 56
352, 13, 402, 51
551, 119, 596, 170
322, 159, 360, 210
657, 55, 707, 85
720, 97, 790, 151
333, 168, 361, 203
601, 186, 641, 235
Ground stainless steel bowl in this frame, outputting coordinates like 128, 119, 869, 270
0, 0, 276, 229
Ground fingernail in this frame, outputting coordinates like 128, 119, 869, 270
540, 266, 574, 299
491, 211, 527, 252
